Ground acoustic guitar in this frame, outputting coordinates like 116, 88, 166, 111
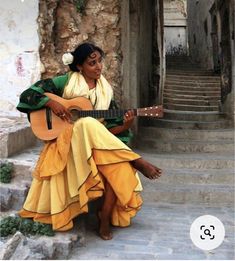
30, 92, 164, 140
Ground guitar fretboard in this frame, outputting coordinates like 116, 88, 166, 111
70, 109, 138, 120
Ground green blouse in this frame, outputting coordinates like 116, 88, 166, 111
17, 74, 133, 144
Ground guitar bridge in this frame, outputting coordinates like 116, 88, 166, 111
46, 108, 52, 129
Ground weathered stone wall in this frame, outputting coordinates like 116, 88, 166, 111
153, 0, 164, 105
187, 0, 234, 118
187, 0, 214, 68
222, 0, 235, 118
138, 0, 155, 108
39, 0, 123, 104
0, 0, 40, 117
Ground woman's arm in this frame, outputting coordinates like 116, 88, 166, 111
16, 74, 69, 114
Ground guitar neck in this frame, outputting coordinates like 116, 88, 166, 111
71, 109, 138, 120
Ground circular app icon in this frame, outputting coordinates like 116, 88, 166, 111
190, 215, 225, 251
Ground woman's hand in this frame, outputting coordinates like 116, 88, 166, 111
123, 110, 135, 130
108, 110, 135, 135
46, 99, 71, 121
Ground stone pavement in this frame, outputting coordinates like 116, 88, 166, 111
69, 201, 235, 260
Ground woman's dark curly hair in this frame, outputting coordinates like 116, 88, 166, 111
69, 42, 105, 72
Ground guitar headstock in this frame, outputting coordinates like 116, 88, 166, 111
137, 105, 164, 118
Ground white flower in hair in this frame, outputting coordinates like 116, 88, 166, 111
62, 53, 74, 65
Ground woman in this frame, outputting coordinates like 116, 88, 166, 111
17, 42, 162, 240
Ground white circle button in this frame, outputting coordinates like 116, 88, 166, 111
190, 215, 225, 251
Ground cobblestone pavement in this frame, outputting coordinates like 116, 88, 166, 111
70, 202, 234, 260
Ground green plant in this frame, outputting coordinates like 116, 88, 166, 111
0, 216, 55, 237
74, 0, 87, 13
0, 161, 13, 183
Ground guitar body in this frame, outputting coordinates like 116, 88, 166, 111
30, 93, 93, 141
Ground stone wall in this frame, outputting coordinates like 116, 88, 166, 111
222, 0, 235, 118
39, 0, 123, 104
0, 0, 40, 117
187, 0, 215, 68
39, 0, 164, 108
187, 0, 235, 118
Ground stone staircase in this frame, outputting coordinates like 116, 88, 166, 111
143, 55, 232, 129
136, 55, 234, 206
0, 117, 85, 259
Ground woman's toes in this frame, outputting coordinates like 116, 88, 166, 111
100, 232, 113, 240
99, 230, 113, 240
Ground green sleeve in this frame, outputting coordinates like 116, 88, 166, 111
16, 74, 69, 113
104, 100, 133, 145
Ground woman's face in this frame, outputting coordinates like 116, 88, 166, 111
78, 51, 103, 80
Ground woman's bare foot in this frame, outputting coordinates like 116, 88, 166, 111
98, 211, 113, 240
131, 158, 162, 180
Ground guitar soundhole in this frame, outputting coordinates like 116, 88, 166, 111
70, 109, 79, 122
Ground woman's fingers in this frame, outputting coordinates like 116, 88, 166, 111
46, 100, 71, 122
57, 109, 71, 121
124, 110, 135, 121
123, 110, 135, 129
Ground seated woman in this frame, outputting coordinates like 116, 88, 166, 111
17, 42, 162, 240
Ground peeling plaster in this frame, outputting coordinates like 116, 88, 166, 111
0, 0, 40, 117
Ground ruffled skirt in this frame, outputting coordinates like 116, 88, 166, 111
19, 117, 143, 231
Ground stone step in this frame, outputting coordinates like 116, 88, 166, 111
0, 117, 37, 158
164, 89, 220, 96
137, 150, 234, 169
166, 60, 196, 64
164, 103, 219, 112
7, 144, 42, 168
163, 109, 224, 121
136, 138, 233, 153
166, 74, 220, 80
141, 182, 234, 205
163, 97, 220, 106
166, 65, 202, 68
167, 66, 201, 69
166, 60, 198, 64
154, 168, 234, 186
138, 147, 234, 205
166, 74, 221, 81
165, 81, 221, 87
164, 85, 220, 91
138, 127, 234, 141
0, 210, 18, 219
163, 93, 221, 101
166, 59, 198, 63
166, 70, 216, 76
165, 79, 220, 85
0, 217, 85, 260
0, 144, 42, 211
166, 61, 205, 66
166, 55, 192, 59
166, 67, 215, 71
141, 118, 231, 129
0, 179, 30, 211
